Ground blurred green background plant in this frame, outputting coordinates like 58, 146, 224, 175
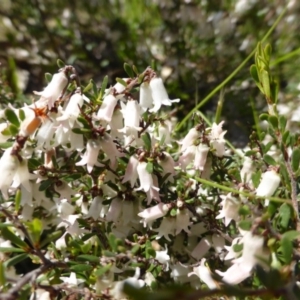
0, 0, 300, 145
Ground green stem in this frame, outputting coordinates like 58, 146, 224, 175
271, 47, 300, 66
190, 175, 292, 204
176, 6, 287, 131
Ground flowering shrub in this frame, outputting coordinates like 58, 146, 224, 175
0, 42, 300, 300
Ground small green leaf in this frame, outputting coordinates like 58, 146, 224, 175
146, 162, 153, 174
99, 75, 108, 99
57, 59, 65, 68
116, 77, 127, 87
15, 189, 21, 211
268, 115, 278, 129
263, 154, 276, 166
263, 44, 272, 62
72, 127, 91, 134
28, 158, 41, 169
0, 142, 13, 149
94, 264, 112, 277
261, 69, 271, 100
238, 205, 250, 216
281, 230, 300, 241
250, 65, 260, 83
70, 264, 93, 272
8, 124, 19, 136
282, 131, 290, 146
279, 115, 287, 132
45, 73, 53, 83
77, 117, 90, 128
278, 203, 292, 230
91, 79, 98, 96
270, 81, 279, 104
83, 80, 93, 93
291, 148, 300, 172
40, 230, 63, 248
62, 173, 82, 182
5, 109, 20, 127
77, 254, 99, 263
280, 236, 293, 264
124, 63, 134, 78
27, 218, 43, 246
251, 170, 261, 188
131, 244, 140, 255
259, 113, 269, 121
0, 247, 25, 253
1, 227, 28, 249
0, 261, 6, 286
141, 132, 151, 151
233, 243, 243, 253
238, 219, 252, 231
39, 180, 52, 191
146, 247, 156, 259
19, 109, 25, 121
4, 253, 28, 268
132, 65, 139, 75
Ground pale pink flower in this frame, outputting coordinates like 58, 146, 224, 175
188, 258, 218, 290
30, 289, 51, 300
146, 175, 161, 204
194, 144, 210, 171
154, 217, 176, 241
191, 237, 211, 260
34, 71, 68, 109
176, 208, 192, 234
106, 198, 122, 223
240, 156, 254, 185
76, 139, 102, 173
209, 121, 227, 157
136, 161, 159, 193
122, 155, 139, 187
256, 169, 281, 197
97, 94, 120, 122
158, 152, 176, 181
12, 159, 34, 193
36, 116, 56, 150
86, 196, 104, 220
216, 232, 269, 285
178, 145, 196, 170
119, 99, 142, 133
109, 108, 123, 139
216, 193, 240, 226
60, 272, 84, 286
0, 148, 20, 199
99, 133, 123, 168
56, 93, 84, 127
155, 245, 170, 271
112, 268, 145, 300
180, 127, 199, 152
139, 82, 154, 111
138, 203, 171, 226
149, 78, 180, 112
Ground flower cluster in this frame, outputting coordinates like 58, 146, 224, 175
0, 53, 299, 300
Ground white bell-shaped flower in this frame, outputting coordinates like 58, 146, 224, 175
0, 148, 20, 199
97, 94, 120, 122
138, 203, 171, 227
56, 93, 84, 127
76, 139, 102, 173
122, 155, 139, 187
139, 82, 154, 111
149, 78, 180, 112
216, 193, 240, 226
34, 71, 68, 109
188, 258, 218, 290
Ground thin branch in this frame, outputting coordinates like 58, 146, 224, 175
1, 261, 66, 300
